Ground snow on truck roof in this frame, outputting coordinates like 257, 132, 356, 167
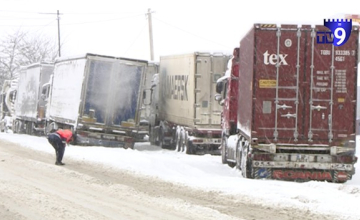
54, 53, 148, 64
160, 51, 232, 58
20, 61, 54, 70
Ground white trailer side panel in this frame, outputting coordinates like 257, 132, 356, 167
48, 58, 87, 124
159, 53, 196, 127
15, 67, 40, 119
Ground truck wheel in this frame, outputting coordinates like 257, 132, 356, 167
154, 127, 160, 146
236, 146, 241, 170
175, 131, 181, 152
149, 126, 156, 145
15, 121, 23, 134
159, 128, 166, 149
12, 121, 17, 133
26, 122, 33, 135
241, 144, 252, 178
179, 135, 184, 152
184, 132, 191, 154
221, 137, 227, 164
180, 131, 187, 152
236, 137, 245, 170
185, 139, 193, 154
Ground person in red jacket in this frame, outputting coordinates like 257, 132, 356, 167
47, 129, 73, 165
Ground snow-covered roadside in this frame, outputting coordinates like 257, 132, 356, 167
1, 132, 359, 219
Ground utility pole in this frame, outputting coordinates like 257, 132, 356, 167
57, 10, 61, 57
39, 10, 62, 57
147, 9, 154, 61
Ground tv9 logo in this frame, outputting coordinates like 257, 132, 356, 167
316, 19, 352, 46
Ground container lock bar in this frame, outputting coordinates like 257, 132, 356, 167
281, 113, 297, 119
311, 105, 327, 111
276, 104, 292, 110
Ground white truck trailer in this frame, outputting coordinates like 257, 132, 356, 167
45, 53, 148, 149
149, 52, 230, 154
13, 62, 54, 135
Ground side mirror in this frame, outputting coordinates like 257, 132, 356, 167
142, 89, 151, 105
216, 81, 224, 94
220, 99, 225, 106
143, 90, 146, 99
214, 94, 222, 101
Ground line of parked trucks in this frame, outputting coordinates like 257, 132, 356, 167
1, 22, 359, 183
2, 54, 149, 149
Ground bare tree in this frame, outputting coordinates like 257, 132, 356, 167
0, 29, 58, 89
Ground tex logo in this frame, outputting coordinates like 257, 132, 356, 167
317, 19, 352, 46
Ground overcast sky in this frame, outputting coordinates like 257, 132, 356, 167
0, 0, 359, 61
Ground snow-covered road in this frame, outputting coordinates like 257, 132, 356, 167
0, 132, 359, 219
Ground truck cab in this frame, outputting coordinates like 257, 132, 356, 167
215, 48, 239, 137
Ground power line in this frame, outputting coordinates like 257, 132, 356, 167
124, 23, 147, 56
39, 10, 62, 57
153, 16, 229, 49
0, 22, 56, 27
61, 14, 144, 25
60, 11, 145, 15
0, 14, 144, 27
33, 19, 57, 33
0, 10, 145, 15
0, 10, 38, 14
0, 16, 53, 20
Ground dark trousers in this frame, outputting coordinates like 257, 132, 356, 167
47, 133, 65, 163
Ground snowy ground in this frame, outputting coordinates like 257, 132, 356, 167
0, 132, 359, 219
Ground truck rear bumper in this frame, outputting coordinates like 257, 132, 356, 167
191, 138, 221, 145
192, 144, 221, 155
252, 167, 354, 182
75, 133, 134, 149
252, 160, 354, 171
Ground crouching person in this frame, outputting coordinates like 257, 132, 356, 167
47, 129, 73, 165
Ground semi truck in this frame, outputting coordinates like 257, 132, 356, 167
149, 52, 231, 154
140, 62, 159, 124
0, 79, 18, 132
45, 53, 148, 149
216, 23, 359, 182
13, 62, 54, 135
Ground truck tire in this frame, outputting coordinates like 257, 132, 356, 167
12, 121, 17, 133
184, 133, 193, 154
15, 121, 23, 134
185, 139, 193, 154
236, 146, 241, 170
149, 126, 156, 145
175, 131, 181, 152
180, 132, 185, 152
159, 128, 166, 149
241, 144, 252, 178
221, 137, 227, 164
26, 122, 33, 135
236, 137, 245, 170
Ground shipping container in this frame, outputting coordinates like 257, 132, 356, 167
218, 24, 358, 182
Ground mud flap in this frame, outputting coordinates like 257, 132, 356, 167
253, 168, 272, 179
333, 170, 351, 183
